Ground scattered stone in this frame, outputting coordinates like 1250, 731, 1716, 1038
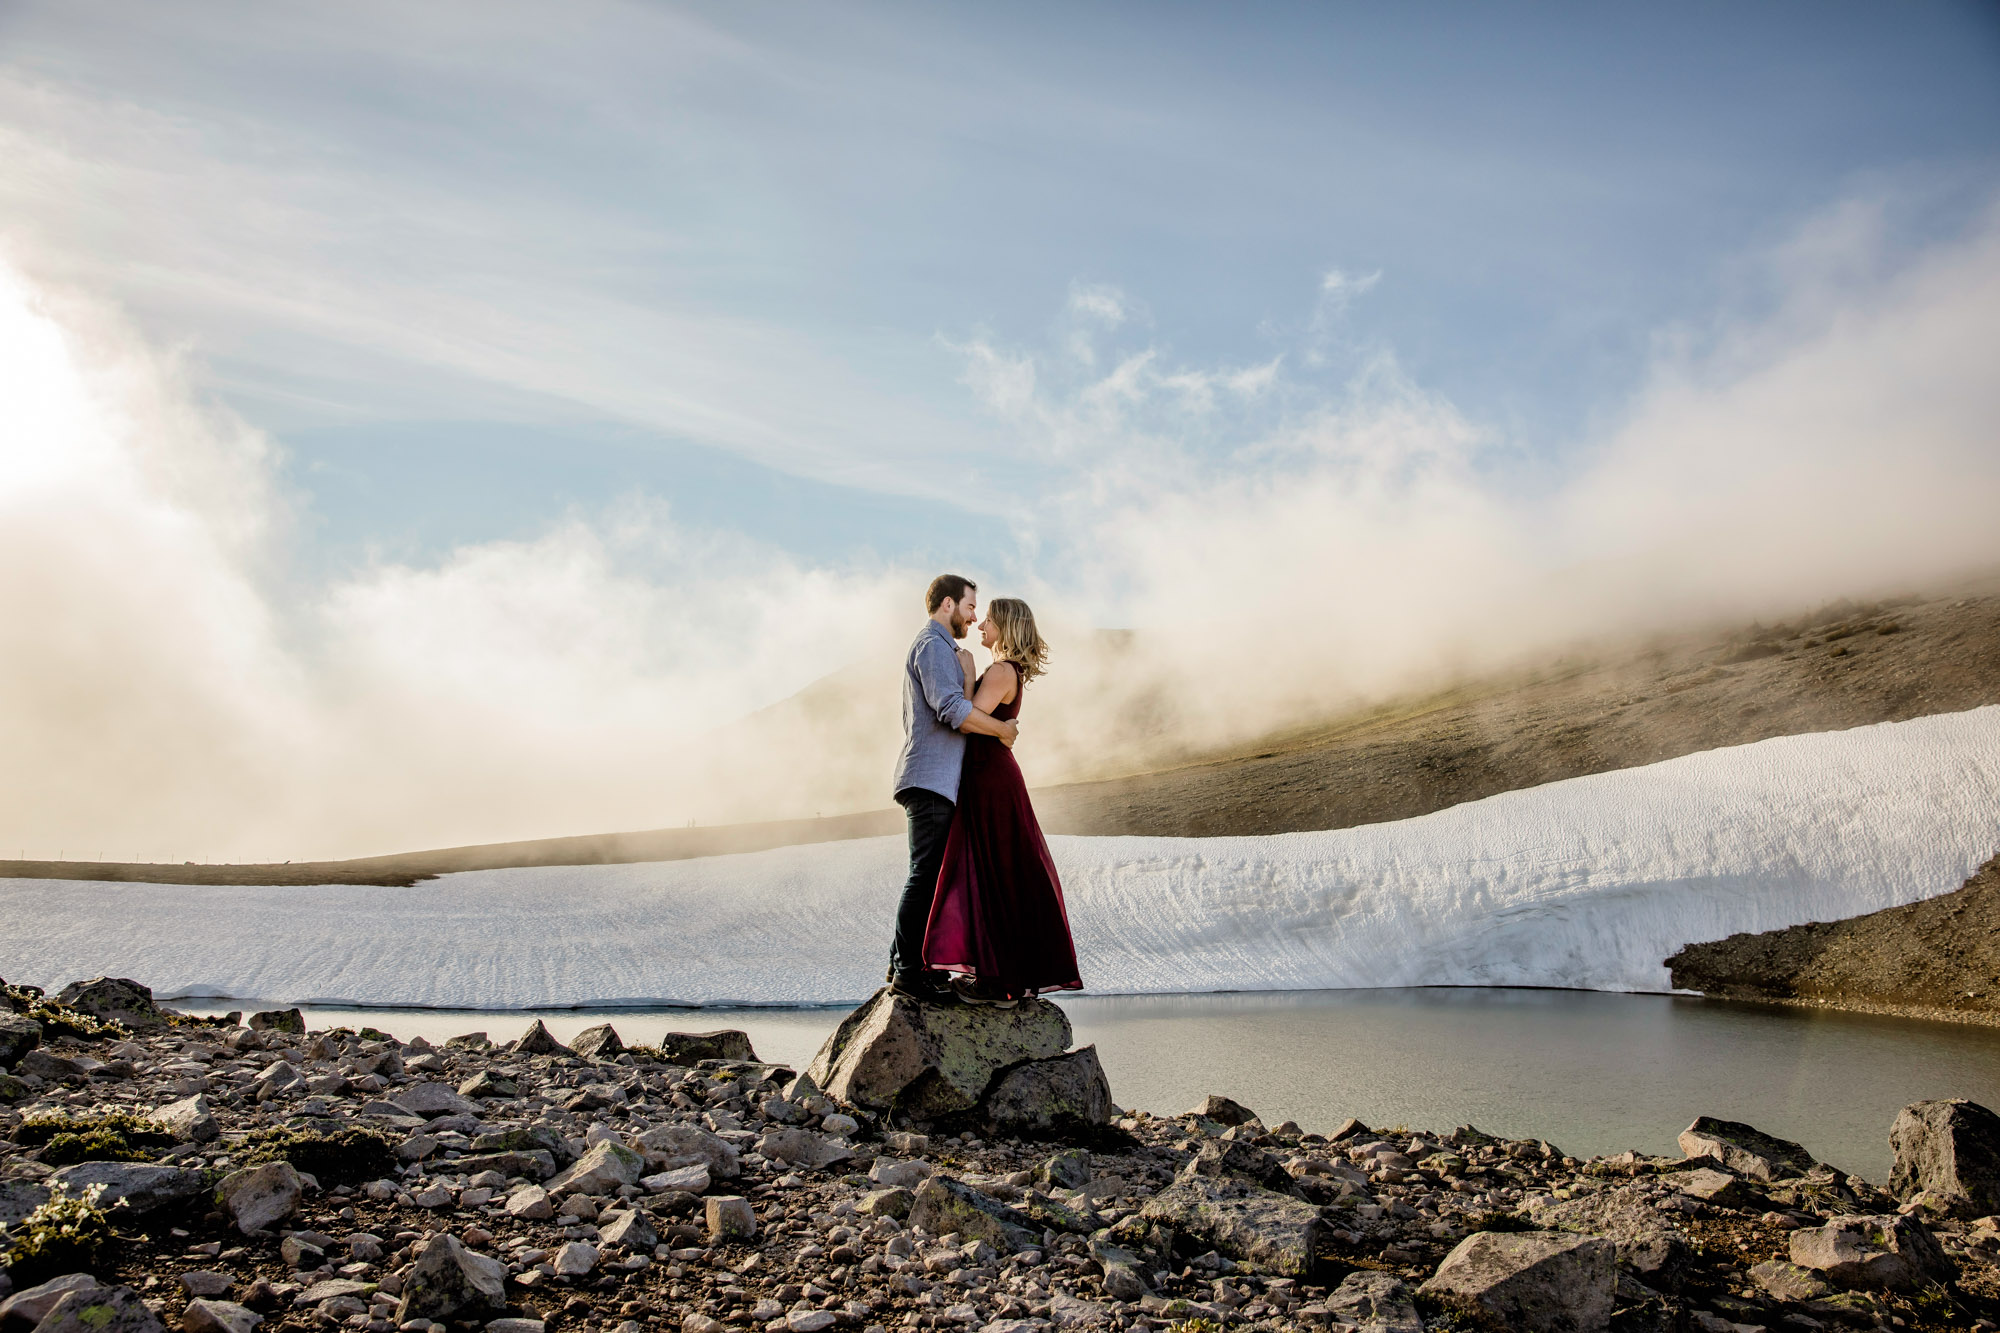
391, 1081, 481, 1118
1788, 1213, 1956, 1292
635, 1124, 739, 1179
214, 1161, 303, 1234
177, 1272, 233, 1298
17, 1050, 90, 1081
1419, 1231, 1616, 1333
151, 1094, 219, 1143
457, 1070, 517, 1099
907, 1177, 1040, 1253
1186, 1094, 1257, 1127
982, 1046, 1113, 1131
1180, 1137, 1298, 1196
54, 978, 164, 1028
181, 1300, 261, 1333
451, 1150, 554, 1181
34, 1286, 164, 1333
508, 1020, 573, 1057
640, 1164, 709, 1194
653, 1030, 755, 1064
597, 1209, 657, 1249
1748, 1259, 1835, 1301
0, 1013, 40, 1069
547, 1140, 643, 1195
756, 1127, 852, 1170
395, 1234, 507, 1324
1889, 1097, 2000, 1215
0, 1179, 49, 1230
503, 1182, 553, 1219
856, 1187, 913, 1219
484, 1321, 544, 1333
246, 1009, 303, 1035
0, 1275, 101, 1329
705, 1195, 757, 1242
820, 1112, 858, 1137
1139, 1175, 1325, 1278
1674, 1166, 1751, 1207
1036, 1149, 1091, 1190
1324, 1270, 1422, 1333
570, 1024, 624, 1060
1677, 1116, 1817, 1181
48, 1162, 205, 1215
551, 1241, 597, 1277
869, 1157, 931, 1189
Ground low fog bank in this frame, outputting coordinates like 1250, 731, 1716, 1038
4, 201, 1999, 862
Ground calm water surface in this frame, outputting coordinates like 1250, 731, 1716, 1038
183, 988, 2000, 1184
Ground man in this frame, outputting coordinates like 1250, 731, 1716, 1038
888, 573, 1018, 1000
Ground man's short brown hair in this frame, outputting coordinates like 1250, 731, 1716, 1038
925, 574, 976, 614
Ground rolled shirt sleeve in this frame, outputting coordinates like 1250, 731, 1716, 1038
919, 636, 976, 730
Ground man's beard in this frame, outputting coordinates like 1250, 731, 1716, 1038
950, 612, 969, 638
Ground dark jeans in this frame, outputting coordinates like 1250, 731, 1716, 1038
890, 786, 955, 979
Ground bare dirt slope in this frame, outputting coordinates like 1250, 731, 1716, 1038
1667, 854, 2000, 1023
5, 581, 1997, 888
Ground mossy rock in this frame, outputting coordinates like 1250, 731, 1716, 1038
234, 1126, 395, 1186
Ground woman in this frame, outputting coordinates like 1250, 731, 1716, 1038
923, 598, 1083, 1005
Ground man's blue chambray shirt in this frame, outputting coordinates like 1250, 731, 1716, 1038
892, 619, 976, 803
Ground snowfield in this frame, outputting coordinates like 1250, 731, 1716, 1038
5, 708, 1998, 1009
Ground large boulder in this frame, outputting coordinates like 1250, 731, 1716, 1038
0, 1013, 40, 1069
1889, 1098, 2000, 1215
1525, 1183, 1689, 1286
654, 1030, 756, 1064
508, 1020, 572, 1057
1789, 1213, 1956, 1292
1138, 1175, 1326, 1279
983, 1047, 1113, 1132
1677, 1116, 1816, 1181
48, 1162, 205, 1215
394, 1233, 507, 1323
0, 1274, 100, 1328
571, 1024, 624, 1060
53, 978, 164, 1028
1419, 1232, 1616, 1333
1179, 1138, 1301, 1197
804, 988, 1070, 1119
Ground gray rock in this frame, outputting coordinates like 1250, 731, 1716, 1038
33, 1286, 164, 1333
484, 1321, 544, 1333
1748, 1260, 1835, 1301
635, 1124, 739, 1180
151, 1095, 219, 1144
394, 1234, 507, 1324
1138, 1175, 1325, 1278
1526, 1183, 1689, 1284
176, 1273, 233, 1298
1889, 1098, 2000, 1216
457, 1071, 517, 1100
755, 1128, 852, 1170
1419, 1231, 1616, 1333
508, 1020, 573, 1057
391, 1082, 480, 1118
869, 1158, 931, 1189
1788, 1213, 1956, 1292
16, 1050, 88, 1081
906, 1177, 1040, 1253
1676, 1116, 1816, 1181
48, 1162, 204, 1215
180, 1300, 261, 1333
280, 1234, 324, 1267
0, 1014, 40, 1070
503, 1185, 554, 1220
449, 1151, 554, 1181
856, 1188, 912, 1219
246, 1009, 303, 1035
54, 978, 163, 1029
1325, 1270, 1422, 1333
819, 1113, 858, 1137
468, 1125, 566, 1158
1036, 1149, 1091, 1190
214, 1161, 302, 1234
982, 1046, 1112, 1131
547, 1141, 643, 1196
0, 1275, 99, 1330
704, 1195, 757, 1243
803, 987, 1070, 1118
640, 1165, 709, 1195
1179, 1138, 1299, 1197
1672, 1167, 1750, 1207
653, 1030, 756, 1065
1087, 1238, 1150, 1302
293, 1279, 373, 1305
1186, 1095, 1257, 1127
0, 1178, 50, 1229
597, 1209, 657, 1250
570, 1025, 623, 1060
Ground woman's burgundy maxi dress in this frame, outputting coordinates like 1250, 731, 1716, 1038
922, 666, 1083, 998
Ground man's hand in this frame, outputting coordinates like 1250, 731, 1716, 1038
998, 718, 1019, 748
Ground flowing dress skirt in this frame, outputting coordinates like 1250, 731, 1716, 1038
923, 718, 1083, 998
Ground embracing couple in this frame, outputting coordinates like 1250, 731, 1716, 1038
884, 573, 1083, 1008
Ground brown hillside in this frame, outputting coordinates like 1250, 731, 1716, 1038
5, 581, 1997, 887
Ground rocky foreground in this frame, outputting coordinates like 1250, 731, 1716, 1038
4, 978, 2000, 1333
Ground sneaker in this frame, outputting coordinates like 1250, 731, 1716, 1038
949, 975, 1019, 1009
889, 971, 956, 1003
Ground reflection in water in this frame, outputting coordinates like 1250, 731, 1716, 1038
182, 987, 2000, 1183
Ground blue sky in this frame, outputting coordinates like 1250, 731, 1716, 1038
4, 0, 1997, 579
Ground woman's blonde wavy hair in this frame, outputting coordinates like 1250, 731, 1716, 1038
988, 597, 1050, 684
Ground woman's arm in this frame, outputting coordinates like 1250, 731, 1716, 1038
971, 660, 1018, 715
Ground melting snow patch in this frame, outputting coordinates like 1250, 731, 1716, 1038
4, 708, 1998, 1007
